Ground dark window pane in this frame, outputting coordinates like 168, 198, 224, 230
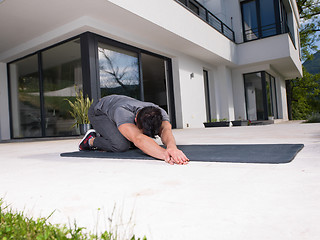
260, 0, 277, 37
98, 43, 140, 99
9, 55, 41, 138
244, 72, 265, 120
242, 0, 259, 41
244, 71, 278, 121
265, 73, 278, 119
203, 70, 211, 122
42, 38, 82, 136
141, 53, 168, 112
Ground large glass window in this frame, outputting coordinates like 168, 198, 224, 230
260, 0, 276, 37
8, 33, 175, 139
244, 71, 278, 121
265, 72, 278, 119
9, 55, 41, 138
98, 43, 140, 99
242, 0, 259, 41
42, 38, 82, 136
241, 0, 292, 42
141, 53, 168, 112
9, 38, 82, 138
244, 72, 265, 120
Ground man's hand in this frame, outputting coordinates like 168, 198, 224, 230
164, 147, 189, 165
159, 121, 189, 165
119, 121, 189, 165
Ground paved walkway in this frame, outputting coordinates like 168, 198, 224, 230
1, 122, 320, 240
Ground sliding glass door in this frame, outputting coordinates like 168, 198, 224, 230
8, 32, 175, 139
9, 55, 41, 138
244, 71, 278, 121
244, 72, 264, 120
41, 39, 82, 136
265, 72, 278, 119
98, 43, 140, 99
9, 38, 82, 138
97, 40, 171, 117
241, 0, 290, 42
141, 53, 168, 112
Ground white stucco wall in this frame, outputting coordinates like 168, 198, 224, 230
278, 78, 289, 120
231, 69, 246, 120
175, 55, 207, 128
171, 57, 184, 129
0, 62, 10, 140
106, 0, 236, 63
224, 0, 243, 43
212, 65, 235, 121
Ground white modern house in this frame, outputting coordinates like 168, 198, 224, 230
0, 0, 302, 140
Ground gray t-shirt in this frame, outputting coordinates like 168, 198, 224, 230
94, 95, 170, 127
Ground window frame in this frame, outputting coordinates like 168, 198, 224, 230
243, 71, 278, 121
7, 35, 83, 139
241, 0, 284, 42
7, 32, 177, 139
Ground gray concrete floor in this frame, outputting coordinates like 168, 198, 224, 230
1, 121, 320, 240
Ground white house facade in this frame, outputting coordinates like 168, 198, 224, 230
0, 0, 302, 140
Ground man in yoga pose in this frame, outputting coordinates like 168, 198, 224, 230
79, 95, 189, 165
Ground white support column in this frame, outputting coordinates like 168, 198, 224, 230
277, 77, 289, 120
213, 65, 235, 121
232, 70, 247, 120
171, 57, 184, 129
0, 62, 10, 140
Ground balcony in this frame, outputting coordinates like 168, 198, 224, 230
175, 0, 235, 42
244, 22, 295, 47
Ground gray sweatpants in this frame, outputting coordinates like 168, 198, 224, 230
88, 101, 131, 152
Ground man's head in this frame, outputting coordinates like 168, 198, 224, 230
136, 106, 163, 138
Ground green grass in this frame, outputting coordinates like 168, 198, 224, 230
0, 199, 146, 240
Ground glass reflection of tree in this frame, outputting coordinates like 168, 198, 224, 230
98, 47, 139, 98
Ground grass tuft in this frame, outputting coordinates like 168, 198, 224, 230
0, 199, 146, 240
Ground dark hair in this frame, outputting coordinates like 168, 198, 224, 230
136, 106, 163, 138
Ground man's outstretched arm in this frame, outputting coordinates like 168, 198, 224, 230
118, 122, 188, 165
118, 123, 172, 163
159, 121, 189, 165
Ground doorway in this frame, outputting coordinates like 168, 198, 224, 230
97, 40, 170, 116
244, 71, 278, 120
203, 70, 212, 122
141, 53, 168, 113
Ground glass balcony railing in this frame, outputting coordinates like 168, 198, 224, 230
175, 0, 235, 42
244, 22, 295, 46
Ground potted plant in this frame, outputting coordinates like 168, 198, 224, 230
65, 88, 93, 135
231, 117, 249, 126
204, 118, 230, 127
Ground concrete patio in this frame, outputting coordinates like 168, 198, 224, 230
1, 121, 320, 240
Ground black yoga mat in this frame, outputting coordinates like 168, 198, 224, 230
60, 144, 304, 164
